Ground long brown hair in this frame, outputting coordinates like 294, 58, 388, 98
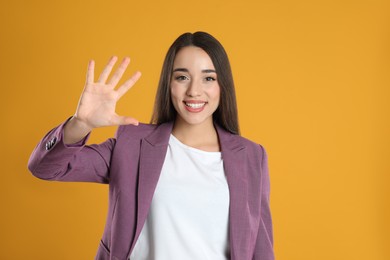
151, 31, 240, 135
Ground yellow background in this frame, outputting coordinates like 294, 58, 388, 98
1, 0, 389, 259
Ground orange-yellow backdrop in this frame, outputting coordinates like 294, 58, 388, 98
1, 0, 389, 259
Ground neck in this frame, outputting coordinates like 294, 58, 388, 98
171, 117, 220, 152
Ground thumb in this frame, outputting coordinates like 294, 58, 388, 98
114, 115, 139, 126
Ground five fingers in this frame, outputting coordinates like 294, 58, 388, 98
85, 56, 141, 126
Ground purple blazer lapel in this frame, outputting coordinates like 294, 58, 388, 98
129, 122, 173, 252
216, 125, 250, 260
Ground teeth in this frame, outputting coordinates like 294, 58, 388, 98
185, 102, 206, 108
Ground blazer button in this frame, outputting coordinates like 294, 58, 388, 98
45, 137, 57, 151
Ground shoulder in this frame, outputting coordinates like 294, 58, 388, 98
220, 131, 267, 167
233, 134, 266, 158
115, 121, 174, 144
217, 125, 265, 158
116, 123, 158, 139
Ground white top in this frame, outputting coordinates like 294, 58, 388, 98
129, 134, 230, 260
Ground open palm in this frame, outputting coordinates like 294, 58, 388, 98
75, 56, 141, 129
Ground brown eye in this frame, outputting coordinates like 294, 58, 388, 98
205, 76, 216, 81
175, 75, 189, 81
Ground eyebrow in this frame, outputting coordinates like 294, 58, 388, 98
172, 68, 216, 73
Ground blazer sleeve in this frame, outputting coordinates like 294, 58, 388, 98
253, 145, 275, 260
27, 118, 116, 184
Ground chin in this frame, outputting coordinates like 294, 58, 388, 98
177, 113, 212, 127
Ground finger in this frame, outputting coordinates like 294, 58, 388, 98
86, 60, 95, 84
97, 56, 118, 83
116, 71, 142, 99
112, 115, 139, 126
107, 57, 130, 86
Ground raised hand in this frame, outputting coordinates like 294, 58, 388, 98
64, 56, 141, 144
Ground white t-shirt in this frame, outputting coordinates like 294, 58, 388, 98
129, 134, 230, 260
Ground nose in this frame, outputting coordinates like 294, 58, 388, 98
186, 79, 202, 97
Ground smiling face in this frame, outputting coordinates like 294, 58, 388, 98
170, 46, 220, 128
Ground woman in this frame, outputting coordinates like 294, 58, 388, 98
28, 32, 274, 260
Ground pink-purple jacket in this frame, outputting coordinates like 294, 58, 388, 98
28, 119, 274, 260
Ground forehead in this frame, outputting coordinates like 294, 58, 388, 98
173, 46, 215, 69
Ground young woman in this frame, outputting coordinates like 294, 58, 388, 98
28, 32, 274, 260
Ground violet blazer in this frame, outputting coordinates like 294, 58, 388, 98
28, 119, 274, 260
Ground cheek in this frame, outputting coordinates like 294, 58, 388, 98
170, 85, 182, 111
170, 84, 177, 100
170, 83, 182, 98
210, 85, 221, 102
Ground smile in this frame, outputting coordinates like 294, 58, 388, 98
184, 102, 207, 108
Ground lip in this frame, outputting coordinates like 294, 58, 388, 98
183, 100, 207, 113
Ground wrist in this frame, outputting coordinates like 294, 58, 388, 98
70, 116, 94, 133
63, 116, 93, 144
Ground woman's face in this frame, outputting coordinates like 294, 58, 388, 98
170, 46, 220, 127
